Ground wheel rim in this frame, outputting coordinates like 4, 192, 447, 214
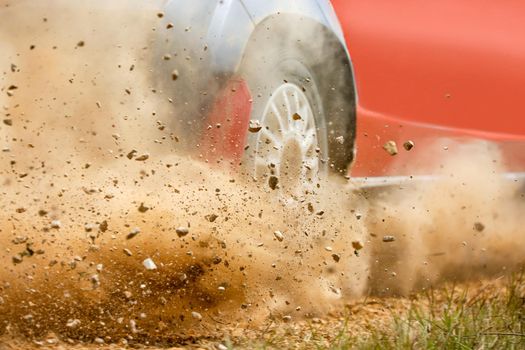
253, 83, 323, 196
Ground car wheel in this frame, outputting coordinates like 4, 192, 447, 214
239, 17, 355, 199
244, 61, 327, 198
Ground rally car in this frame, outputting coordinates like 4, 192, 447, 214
155, 0, 525, 191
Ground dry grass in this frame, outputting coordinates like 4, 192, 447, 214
349, 275, 525, 349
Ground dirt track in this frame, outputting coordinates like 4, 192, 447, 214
2, 277, 524, 349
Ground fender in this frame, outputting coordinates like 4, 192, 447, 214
207, 0, 350, 74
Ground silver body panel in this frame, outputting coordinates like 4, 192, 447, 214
160, 0, 347, 76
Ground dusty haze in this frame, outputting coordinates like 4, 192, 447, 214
0, 0, 524, 346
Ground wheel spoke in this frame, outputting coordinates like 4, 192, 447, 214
282, 89, 293, 124
270, 101, 287, 132
290, 105, 309, 133
299, 105, 311, 133
302, 129, 316, 151
261, 127, 282, 148
293, 91, 301, 112
290, 106, 309, 135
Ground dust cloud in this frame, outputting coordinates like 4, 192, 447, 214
0, 0, 523, 346
0, 0, 367, 342
367, 141, 525, 295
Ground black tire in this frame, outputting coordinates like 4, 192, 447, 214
239, 15, 356, 182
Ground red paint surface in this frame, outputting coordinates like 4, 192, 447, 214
331, 0, 525, 176
201, 78, 252, 166
353, 106, 525, 177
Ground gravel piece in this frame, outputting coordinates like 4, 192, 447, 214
138, 203, 149, 213
123, 248, 133, 256
332, 254, 341, 262
126, 227, 140, 240
90, 274, 100, 288
474, 222, 485, 232
135, 153, 149, 161
383, 141, 398, 156
12, 254, 23, 264
50, 220, 61, 229
403, 140, 415, 151
307, 203, 314, 213
382, 235, 396, 243
84, 223, 95, 232
335, 136, 345, 144
171, 69, 179, 81
99, 220, 108, 232
191, 311, 203, 321
66, 319, 81, 328
352, 240, 364, 250
205, 214, 218, 222
292, 113, 302, 121
248, 120, 262, 133
6, 85, 17, 97
143, 258, 157, 270
126, 150, 137, 159
130, 319, 138, 333
12, 236, 28, 244
268, 176, 279, 190
273, 230, 284, 242
176, 226, 189, 237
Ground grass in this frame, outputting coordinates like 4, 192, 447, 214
328, 273, 525, 350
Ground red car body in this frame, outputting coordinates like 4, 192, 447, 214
331, 1, 525, 178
